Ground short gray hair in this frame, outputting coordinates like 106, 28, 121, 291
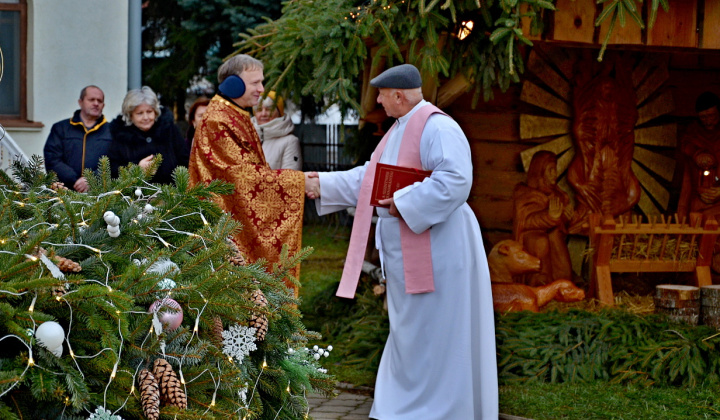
218, 54, 263, 84
121, 86, 161, 125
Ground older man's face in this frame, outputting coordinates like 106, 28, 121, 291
699, 106, 720, 131
377, 88, 402, 118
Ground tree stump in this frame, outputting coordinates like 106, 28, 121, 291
654, 285, 700, 325
701, 285, 720, 329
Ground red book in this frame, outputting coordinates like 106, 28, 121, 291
370, 163, 432, 207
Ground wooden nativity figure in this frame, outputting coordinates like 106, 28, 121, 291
513, 150, 574, 286
566, 52, 641, 233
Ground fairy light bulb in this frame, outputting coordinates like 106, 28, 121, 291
28, 357, 34, 367
110, 363, 118, 379
286, 382, 290, 393
131, 384, 136, 394
262, 358, 267, 369
28, 295, 36, 312
193, 317, 199, 333
70, 349, 75, 359
211, 391, 217, 406
179, 370, 185, 385
200, 213, 208, 225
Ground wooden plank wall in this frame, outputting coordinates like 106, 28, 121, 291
448, 49, 720, 247
440, 0, 720, 247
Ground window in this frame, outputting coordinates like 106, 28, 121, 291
0, 0, 28, 123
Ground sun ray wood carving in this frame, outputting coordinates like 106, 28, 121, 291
520, 45, 677, 228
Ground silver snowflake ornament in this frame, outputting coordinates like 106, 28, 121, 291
221, 324, 257, 363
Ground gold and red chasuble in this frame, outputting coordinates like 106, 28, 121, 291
188, 95, 304, 284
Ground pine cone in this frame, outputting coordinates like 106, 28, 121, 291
250, 312, 269, 341
51, 284, 67, 298
50, 181, 69, 191
152, 358, 187, 409
249, 289, 269, 341
212, 316, 224, 347
54, 255, 82, 273
138, 369, 161, 420
227, 237, 246, 266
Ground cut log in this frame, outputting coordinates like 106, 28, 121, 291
701, 285, 720, 329
654, 285, 700, 325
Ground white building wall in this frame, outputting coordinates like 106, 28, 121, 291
6, 0, 129, 160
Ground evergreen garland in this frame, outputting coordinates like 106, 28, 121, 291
235, 0, 671, 115
497, 309, 720, 388
0, 156, 335, 419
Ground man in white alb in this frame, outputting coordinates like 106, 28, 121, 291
305, 64, 498, 419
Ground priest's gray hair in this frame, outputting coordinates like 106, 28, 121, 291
218, 54, 264, 84
121, 86, 161, 125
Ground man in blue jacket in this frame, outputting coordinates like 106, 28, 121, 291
44, 85, 112, 192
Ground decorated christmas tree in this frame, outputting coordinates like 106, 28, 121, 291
0, 156, 335, 419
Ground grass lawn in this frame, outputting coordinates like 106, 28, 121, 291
298, 223, 720, 418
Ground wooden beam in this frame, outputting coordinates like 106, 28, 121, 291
634, 124, 677, 148
637, 188, 662, 217
519, 114, 571, 139
520, 81, 572, 117
637, 90, 675, 125
647, 1, 697, 48
552, 0, 596, 44
528, 50, 571, 100
519, 134, 573, 172
635, 65, 670, 105
436, 72, 470, 109
597, 2, 642, 45
702, 1, 720, 49
632, 161, 670, 211
632, 145, 676, 182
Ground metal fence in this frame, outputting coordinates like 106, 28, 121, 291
295, 122, 358, 226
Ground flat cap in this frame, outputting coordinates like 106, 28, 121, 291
370, 64, 422, 89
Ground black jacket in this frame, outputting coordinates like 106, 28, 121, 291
43, 110, 112, 187
108, 107, 189, 185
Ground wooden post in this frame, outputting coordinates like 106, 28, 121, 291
593, 214, 616, 306
696, 215, 719, 287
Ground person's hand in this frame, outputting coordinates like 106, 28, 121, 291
139, 154, 155, 170
305, 172, 320, 199
698, 186, 720, 204
73, 176, 89, 193
548, 196, 562, 220
378, 197, 402, 219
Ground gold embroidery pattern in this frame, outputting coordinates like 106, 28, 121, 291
188, 96, 304, 280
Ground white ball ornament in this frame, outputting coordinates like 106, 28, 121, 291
314, 353, 321, 360
135, 188, 142, 198
103, 211, 116, 224
327, 345, 333, 351
143, 204, 154, 214
35, 321, 65, 356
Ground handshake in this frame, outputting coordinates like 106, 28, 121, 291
304, 172, 320, 199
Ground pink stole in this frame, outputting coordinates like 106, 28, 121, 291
336, 103, 446, 298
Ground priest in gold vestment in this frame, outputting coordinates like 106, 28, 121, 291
188, 54, 305, 283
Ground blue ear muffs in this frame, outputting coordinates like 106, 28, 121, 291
218, 75, 246, 98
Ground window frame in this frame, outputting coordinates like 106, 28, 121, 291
0, 0, 36, 127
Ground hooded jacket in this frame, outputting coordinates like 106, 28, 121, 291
252, 114, 302, 170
